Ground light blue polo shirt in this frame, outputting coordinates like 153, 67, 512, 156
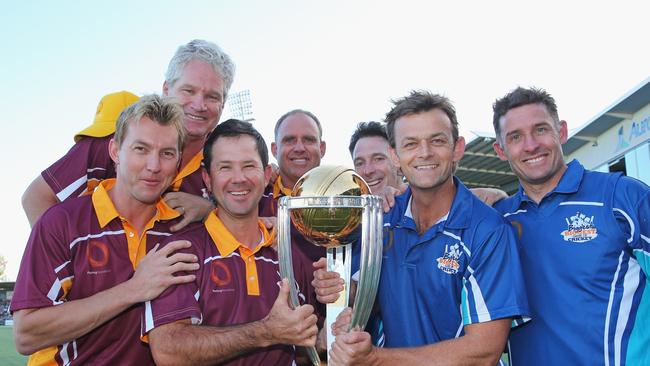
495, 160, 650, 366
378, 177, 530, 347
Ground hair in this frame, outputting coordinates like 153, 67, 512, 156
203, 119, 269, 169
492, 87, 560, 142
165, 39, 236, 100
385, 90, 459, 147
114, 94, 185, 151
274, 109, 323, 140
348, 121, 389, 156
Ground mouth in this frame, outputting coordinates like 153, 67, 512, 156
140, 178, 162, 187
290, 157, 309, 165
365, 178, 382, 187
523, 154, 547, 164
185, 112, 207, 122
414, 163, 439, 170
228, 189, 251, 197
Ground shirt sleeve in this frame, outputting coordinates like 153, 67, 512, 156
612, 176, 650, 276
143, 233, 202, 335
41, 136, 114, 201
461, 221, 531, 327
10, 206, 74, 312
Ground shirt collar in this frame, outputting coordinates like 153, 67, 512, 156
92, 179, 180, 228
204, 210, 276, 257
394, 176, 471, 230
510, 159, 583, 206
272, 176, 293, 199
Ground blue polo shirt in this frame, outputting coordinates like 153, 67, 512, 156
379, 177, 530, 348
495, 160, 650, 366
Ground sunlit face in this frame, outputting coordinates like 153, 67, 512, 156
352, 136, 401, 194
493, 103, 567, 190
204, 135, 271, 222
391, 109, 464, 193
271, 113, 326, 188
109, 117, 180, 205
163, 59, 225, 141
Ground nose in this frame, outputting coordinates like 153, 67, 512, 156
146, 154, 162, 173
362, 162, 376, 178
231, 167, 246, 183
190, 93, 207, 112
293, 139, 307, 152
416, 140, 433, 158
522, 134, 540, 152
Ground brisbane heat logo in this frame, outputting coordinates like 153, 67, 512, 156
86, 240, 110, 269
436, 243, 462, 275
210, 260, 233, 287
561, 212, 598, 243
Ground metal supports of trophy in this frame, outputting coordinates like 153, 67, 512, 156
277, 194, 383, 365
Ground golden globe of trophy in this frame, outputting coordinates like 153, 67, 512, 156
277, 165, 383, 365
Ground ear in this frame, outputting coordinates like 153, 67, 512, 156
263, 164, 273, 186
452, 136, 465, 163
162, 81, 169, 97
201, 166, 212, 194
271, 142, 278, 159
319, 140, 326, 158
109, 138, 120, 165
559, 120, 568, 144
493, 141, 508, 161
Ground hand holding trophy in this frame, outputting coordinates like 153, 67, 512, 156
277, 165, 383, 365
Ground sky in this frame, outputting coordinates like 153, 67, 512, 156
1, 0, 649, 280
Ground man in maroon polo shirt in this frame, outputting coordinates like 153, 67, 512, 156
22, 39, 235, 231
11, 95, 199, 365
146, 119, 319, 366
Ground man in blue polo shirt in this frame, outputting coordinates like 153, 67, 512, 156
492, 87, 650, 365
324, 91, 529, 365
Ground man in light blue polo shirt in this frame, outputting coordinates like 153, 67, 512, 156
325, 91, 530, 365
492, 87, 650, 365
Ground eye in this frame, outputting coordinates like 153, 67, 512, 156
162, 150, 177, 159
403, 141, 416, 149
535, 126, 548, 134
431, 138, 446, 146
508, 133, 521, 143
133, 146, 146, 153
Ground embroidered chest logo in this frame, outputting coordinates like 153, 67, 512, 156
210, 260, 233, 292
561, 212, 598, 243
436, 244, 462, 275
86, 240, 112, 275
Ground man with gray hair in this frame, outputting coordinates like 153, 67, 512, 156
22, 40, 235, 231
11, 95, 199, 365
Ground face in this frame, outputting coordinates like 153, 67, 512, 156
493, 103, 567, 189
390, 109, 464, 193
271, 113, 326, 188
110, 117, 180, 205
353, 136, 401, 194
204, 135, 272, 222
163, 59, 225, 141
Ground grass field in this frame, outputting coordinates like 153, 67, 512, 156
0, 326, 27, 365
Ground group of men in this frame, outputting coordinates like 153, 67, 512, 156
10, 38, 649, 366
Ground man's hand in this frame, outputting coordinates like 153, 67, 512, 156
378, 183, 406, 212
329, 330, 376, 366
470, 187, 508, 206
312, 257, 344, 304
128, 240, 199, 302
261, 279, 318, 347
164, 192, 215, 232
331, 307, 352, 337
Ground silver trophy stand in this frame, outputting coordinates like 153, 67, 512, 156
277, 195, 383, 365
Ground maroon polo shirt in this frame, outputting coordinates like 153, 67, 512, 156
145, 210, 316, 366
11, 179, 180, 366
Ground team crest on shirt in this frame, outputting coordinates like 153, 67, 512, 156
436, 244, 462, 275
86, 240, 111, 274
560, 212, 598, 243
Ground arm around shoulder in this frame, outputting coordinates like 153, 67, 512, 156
22, 175, 59, 227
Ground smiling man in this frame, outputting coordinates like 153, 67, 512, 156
492, 87, 650, 365
145, 119, 319, 366
322, 91, 529, 366
11, 95, 198, 365
22, 40, 235, 231
348, 121, 402, 194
